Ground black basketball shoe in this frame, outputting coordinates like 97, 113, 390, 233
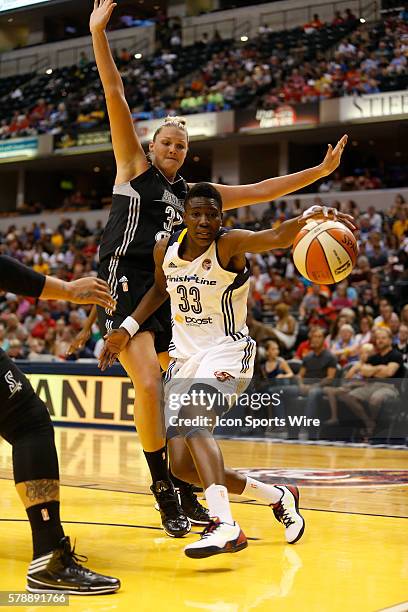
151, 480, 191, 537
26, 537, 120, 595
177, 484, 210, 525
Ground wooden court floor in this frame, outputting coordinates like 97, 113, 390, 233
0, 428, 407, 612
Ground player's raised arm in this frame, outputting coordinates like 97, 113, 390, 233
211, 135, 348, 211
98, 240, 169, 370
90, 0, 149, 183
220, 205, 356, 255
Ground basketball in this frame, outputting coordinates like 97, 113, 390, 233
293, 219, 358, 284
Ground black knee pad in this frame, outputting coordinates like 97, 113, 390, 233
1, 395, 59, 484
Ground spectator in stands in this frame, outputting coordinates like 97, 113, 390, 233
297, 327, 337, 439
332, 11, 345, 26
338, 327, 404, 438
266, 303, 298, 352
261, 339, 294, 380
374, 299, 394, 328
332, 323, 358, 366
396, 323, 408, 365
344, 8, 357, 22
324, 342, 375, 425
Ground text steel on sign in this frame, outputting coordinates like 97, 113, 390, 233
339, 90, 408, 121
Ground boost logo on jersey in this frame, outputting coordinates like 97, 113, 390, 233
185, 316, 213, 326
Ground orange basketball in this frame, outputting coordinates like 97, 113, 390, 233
293, 219, 358, 285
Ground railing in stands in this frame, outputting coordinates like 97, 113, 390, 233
182, 18, 236, 45
260, 0, 379, 31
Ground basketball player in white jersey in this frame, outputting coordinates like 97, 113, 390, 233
98, 183, 355, 558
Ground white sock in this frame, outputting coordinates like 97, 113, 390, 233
205, 484, 234, 525
241, 477, 283, 505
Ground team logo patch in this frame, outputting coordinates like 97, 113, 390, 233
214, 371, 235, 382
235, 468, 408, 487
4, 370, 22, 399
202, 259, 212, 271
119, 276, 129, 292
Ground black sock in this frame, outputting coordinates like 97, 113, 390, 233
143, 447, 170, 485
26, 501, 65, 559
168, 466, 190, 490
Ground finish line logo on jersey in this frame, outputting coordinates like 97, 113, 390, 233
166, 273, 216, 286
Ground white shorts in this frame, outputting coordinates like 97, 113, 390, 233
164, 336, 256, 432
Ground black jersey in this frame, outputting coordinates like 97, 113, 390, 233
99, 165, 188, 273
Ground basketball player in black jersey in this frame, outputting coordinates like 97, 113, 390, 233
84, 0, 349, 538
0, 255, 120, 594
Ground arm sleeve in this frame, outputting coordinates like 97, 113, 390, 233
0, 255, 46, 297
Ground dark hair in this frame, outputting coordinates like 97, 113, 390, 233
185, 182, 223, 211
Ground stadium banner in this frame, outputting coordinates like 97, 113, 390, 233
26, 372, 135, 428
53, 112, 234, 153
321, 90, 408, 123
236, 103, 319, 131
135, 111, 234, 142
0, 0, 53, 11
0, 136, 39, 160
54, 130, 111, 153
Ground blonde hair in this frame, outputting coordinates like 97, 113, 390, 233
153, 116, 189, 142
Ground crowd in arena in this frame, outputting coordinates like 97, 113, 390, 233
1, 193, 407, 442
0, 10, 406, 143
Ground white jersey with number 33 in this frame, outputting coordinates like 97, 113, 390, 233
163, 229, 250, 360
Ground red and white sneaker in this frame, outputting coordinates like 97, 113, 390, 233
271, 485, 305, 544
184, 518, 248, 559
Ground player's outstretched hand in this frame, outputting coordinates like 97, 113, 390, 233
90, 0, 117, 33
319, 134, 348, 177
300, 205, 357, 233
98, 328, 130, 371
66, 328, 92, 356
66, 278, 116, 310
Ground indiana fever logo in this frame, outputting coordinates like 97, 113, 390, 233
236, 468, 408, 487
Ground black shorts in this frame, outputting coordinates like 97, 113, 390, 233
97, 258, 172, 354
0, 348, 36, 431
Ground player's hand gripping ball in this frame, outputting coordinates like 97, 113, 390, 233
293, 219, 358, 285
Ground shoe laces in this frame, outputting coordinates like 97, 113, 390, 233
63, 540, 88, 571
274, 502, 295, 528
201, 519, 221, 539
180, 485, 204, 511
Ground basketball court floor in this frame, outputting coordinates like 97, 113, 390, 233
0, 428, 407, 611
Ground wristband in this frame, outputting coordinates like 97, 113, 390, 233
120, 316, 140, 338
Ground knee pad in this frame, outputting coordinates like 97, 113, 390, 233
1, 395, 59, 485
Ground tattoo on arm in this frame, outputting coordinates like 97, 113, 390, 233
77, 291, 92, 299
25, 479, 59, 503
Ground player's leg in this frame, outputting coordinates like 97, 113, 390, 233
118, 333, 190, 537
0, 355, 120, 594
155, 308, 209, 525
169, 435, 304, 544
169, 383, 247, 558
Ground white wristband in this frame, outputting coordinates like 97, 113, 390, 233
120, 316, 140, 338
